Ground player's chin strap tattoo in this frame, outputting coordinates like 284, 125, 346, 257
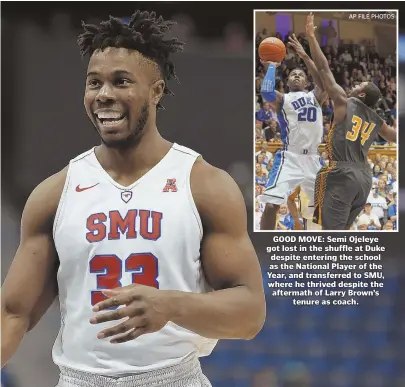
261, 64, 276, 102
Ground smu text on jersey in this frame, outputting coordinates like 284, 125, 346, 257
86, 209, 163, 242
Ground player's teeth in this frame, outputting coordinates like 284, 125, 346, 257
102, 118, 123, 125
98, 113, 122, 119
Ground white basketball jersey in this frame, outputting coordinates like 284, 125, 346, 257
278, 90, 323, 151
52, 143, 217, 375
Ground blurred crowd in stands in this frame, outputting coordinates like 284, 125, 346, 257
255, 27, 397, 231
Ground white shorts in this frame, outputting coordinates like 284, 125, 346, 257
258, 149, 321, 218
56, 355, 211, 387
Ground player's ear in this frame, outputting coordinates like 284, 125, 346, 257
150, 79, 165, 106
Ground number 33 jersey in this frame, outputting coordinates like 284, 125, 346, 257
279, 90, 323, 151
52, 143, 217, 375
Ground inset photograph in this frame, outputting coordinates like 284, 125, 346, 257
254, 10, 398, 231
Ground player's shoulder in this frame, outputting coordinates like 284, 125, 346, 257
192, 158, 237, 190
191, 158, 245, 211
347, 97, 368, 111
34, 167, 68, 194
347, 97, 359, 106
21, 166, 69, 231
28, 167, 68, 213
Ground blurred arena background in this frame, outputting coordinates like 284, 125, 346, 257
1, 4, 404, 387
254, 12, 398, 231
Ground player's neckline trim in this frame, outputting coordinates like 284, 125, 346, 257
89, 143, 176, 191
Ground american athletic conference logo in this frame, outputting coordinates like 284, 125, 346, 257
163, 178, 177, 192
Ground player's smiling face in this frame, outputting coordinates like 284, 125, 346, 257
288, 69, 307, 91
84, 47, 164, 148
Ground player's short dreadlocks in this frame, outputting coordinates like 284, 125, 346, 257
77, 10, 184, 109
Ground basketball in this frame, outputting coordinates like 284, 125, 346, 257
258, 37, 286, 63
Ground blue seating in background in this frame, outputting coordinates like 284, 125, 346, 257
201, 267, 403, 387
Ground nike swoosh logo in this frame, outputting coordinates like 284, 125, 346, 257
75, 183, 99, 192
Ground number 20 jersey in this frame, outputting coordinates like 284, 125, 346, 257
279, 90, 323, 151
52, 143, 217, 375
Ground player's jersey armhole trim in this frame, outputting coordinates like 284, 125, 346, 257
52, 165, 72, 239
277, 94, 285, 114
187, 158, 203, 242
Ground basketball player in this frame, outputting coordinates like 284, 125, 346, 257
258, 34, 328, 230
1, 11, 266, 386
305, 13, 397, 229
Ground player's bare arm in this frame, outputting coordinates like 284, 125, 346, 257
1, 169, 66, 367
306, 13, 347, 122
287, 34, 327, 105
89, 158, 266, 343
318, 68, 347, 106
379, 121, 397, 143
260, 60, 283, 113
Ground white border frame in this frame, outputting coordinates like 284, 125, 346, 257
253, 9, 399, 233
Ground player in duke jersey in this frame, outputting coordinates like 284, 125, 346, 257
1, 11, 265, 387
305, 13, 396, 229
258, 34, 328, 230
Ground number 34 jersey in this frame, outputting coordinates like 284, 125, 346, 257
52, 143, 217, 375
279, 90, 323, 151
328, 97, 384, 163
